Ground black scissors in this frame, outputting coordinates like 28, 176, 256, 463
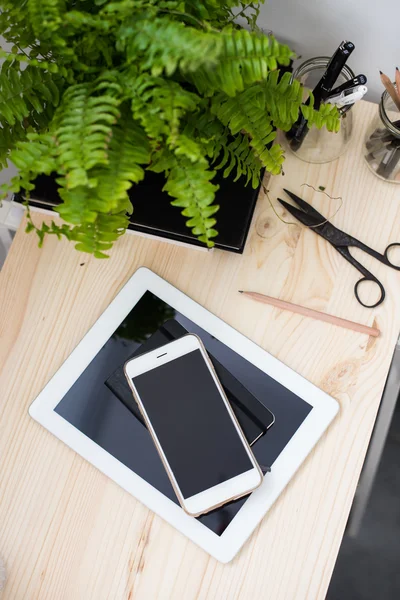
277, 189, 400, 308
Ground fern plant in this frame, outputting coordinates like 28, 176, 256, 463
0, 0, 340, 257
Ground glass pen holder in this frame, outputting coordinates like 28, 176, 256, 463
364, 89, 400, 183
282, 57, 355, 164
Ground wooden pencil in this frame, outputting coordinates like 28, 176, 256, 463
238, 291, 381, 337
380, 70, 400, 111
396, 67, 400, 101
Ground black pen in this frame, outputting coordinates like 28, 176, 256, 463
318, 41, 355, 99
327, 74, 367, 98
288, 41, 355, 150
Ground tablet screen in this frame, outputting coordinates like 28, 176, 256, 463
55, 291, 312, 535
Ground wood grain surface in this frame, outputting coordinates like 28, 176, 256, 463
1, 101, 400, 600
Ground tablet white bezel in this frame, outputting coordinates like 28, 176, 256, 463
29, 267, 339, 563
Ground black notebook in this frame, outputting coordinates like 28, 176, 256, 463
14, 169, 263, 253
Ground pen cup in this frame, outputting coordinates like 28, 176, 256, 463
282, 57, 355, 164
363, 89, 400, 183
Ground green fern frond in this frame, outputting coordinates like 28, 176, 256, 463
191, 29, 294, 97
49, 111, 151, 254
117, 16, 222, 76
302, 98, 341, 132
151, 149, 220, 247
172, 134, 204, 162
28, 0, 65, 40
0, 49, 68, 78
256, 70, 304, 131
0, 61, 62, 126
257, 71, 340, 132
211, 87, 283, 174
185, 111, 263, 186
101, 0, 184, 17
4, 132, 57, 195
0, 121, 26, 168
0, 2, 37, 48
53, 74, 122, 189
24, 210, 126, 259
28, 189, 131, 259
93, 115, 151, 210
64, 10, 111, 32
71, 212, 129, 258
185, 110, 226, 158
56, 185, 100, 225
234, 1, 263, 31
30, 186, 133, 259
214, 133, 263, 187
185, 0, 258, 27
128, 73, 200, 146
61, 10, 117, 68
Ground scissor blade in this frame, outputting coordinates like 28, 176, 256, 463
277, 198, 323, 227
283, 189, 327, 222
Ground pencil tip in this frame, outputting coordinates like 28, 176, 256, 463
238, 290, 243, 293
397, 67, 399, 71
379, 70, 383, 74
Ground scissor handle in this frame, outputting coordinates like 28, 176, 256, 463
354, 276, 385, 308
335, 246, 387, 307
383, 243, 400, 270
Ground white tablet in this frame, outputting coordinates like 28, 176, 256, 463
29, 267, 339, 563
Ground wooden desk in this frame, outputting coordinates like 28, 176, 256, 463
1, 101, 400, 600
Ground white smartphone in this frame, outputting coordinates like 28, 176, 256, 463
124, 334, 263, 517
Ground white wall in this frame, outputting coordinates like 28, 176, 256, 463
258, 0, 397, 103
0, 163, 17, 186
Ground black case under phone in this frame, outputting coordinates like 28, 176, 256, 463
105, 319, 274, 446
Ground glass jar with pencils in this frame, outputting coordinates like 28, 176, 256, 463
282, 57, 355, 164
364, 88, 400, 183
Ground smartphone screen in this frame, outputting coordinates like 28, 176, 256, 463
106, 320, 275, 446
131, 349, 253, 499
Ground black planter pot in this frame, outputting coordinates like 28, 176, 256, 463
15, 168, 263, 253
